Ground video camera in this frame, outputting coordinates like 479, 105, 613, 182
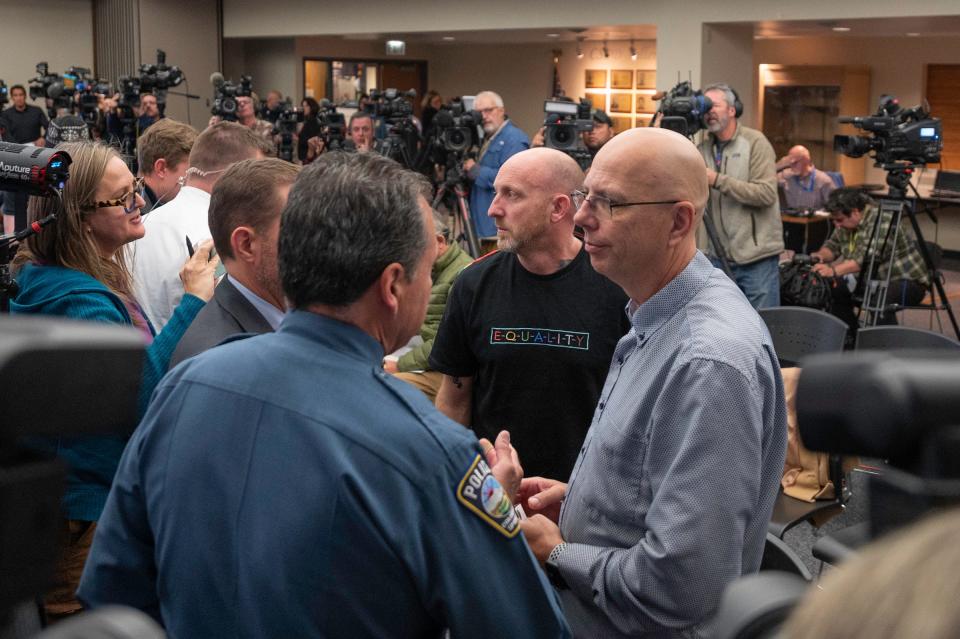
28, 62, 59, 102
654, 81, 714, 137
273, 98, 304, 162
543, 98, 594, 170
0, 80, 8, 109
316, 99, 348, 151
432, 97, 482, 156
366, 88, 416, 122
137, 49, 184, 96
834, 95, 942, 167
210, 72, 253, 122
367, 88, 420, 169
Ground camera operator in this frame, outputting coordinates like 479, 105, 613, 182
349, 111, 377, 152
261, 89, 284, 124
532, 107, 616, 165
810, 187, 928, 335
136, 118, 199, 213
105, 91, 162, 143
209, 94, 275, 147
1, 84, 49, 233
697, 83, 782, 308
463, 90, 530, 242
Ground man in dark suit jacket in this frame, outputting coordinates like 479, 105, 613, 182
170, 158, 301, 368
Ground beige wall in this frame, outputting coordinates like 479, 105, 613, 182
138, 0, 220, 127
222, 0, 960, 93
701, 23, 755, 126
0, 0, 94, 112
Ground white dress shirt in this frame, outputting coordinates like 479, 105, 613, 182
129, 186, 211, 329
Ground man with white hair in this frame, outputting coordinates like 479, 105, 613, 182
463, 90, 530, 243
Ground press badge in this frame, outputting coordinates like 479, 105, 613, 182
456, 454, 520, 538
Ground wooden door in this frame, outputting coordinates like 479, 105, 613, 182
926, 64, 960, 171
379, 62, 427, 116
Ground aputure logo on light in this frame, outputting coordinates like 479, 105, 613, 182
0, 162, 30, 174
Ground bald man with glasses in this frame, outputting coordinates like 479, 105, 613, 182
514, 127, 787, 638
431, 147, 629, 482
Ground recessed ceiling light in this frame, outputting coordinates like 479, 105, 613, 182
906, 32, 920, 37
832, 26, 851, 32
442, 36, 455, 41
546, 33, 559, 38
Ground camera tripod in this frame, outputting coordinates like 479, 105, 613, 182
858, 166, 959, 338
432, 160, 481, 258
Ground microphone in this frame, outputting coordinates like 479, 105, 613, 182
46, 82, 64, 99
209, 72, 225, 89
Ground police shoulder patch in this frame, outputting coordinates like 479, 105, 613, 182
456, 454, 520, 538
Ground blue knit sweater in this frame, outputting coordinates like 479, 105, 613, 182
11, 262, 204, 521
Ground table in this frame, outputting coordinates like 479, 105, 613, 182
781, 210, 831, 254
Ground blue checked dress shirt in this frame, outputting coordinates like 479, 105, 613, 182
555, 251, 788, 638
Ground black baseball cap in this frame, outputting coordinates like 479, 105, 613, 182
592, 109, 613, 126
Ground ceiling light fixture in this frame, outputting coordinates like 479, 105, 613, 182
906, 32, 920, 37
602, 40, 610, 58
442, 35, 455, 41
546, 33, 559, 38
832, 26, 851, 32
630, 39, 638, 61
576, 37, 585, 59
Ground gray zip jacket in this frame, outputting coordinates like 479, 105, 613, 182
697, 123, 783, 265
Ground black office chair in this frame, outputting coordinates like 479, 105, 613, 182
761, 533, 813, 581
759, 307, 850, 538
855, 325, 960, 351
759, 307, 848, 368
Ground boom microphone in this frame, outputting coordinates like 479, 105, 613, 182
209, 72, 225, 89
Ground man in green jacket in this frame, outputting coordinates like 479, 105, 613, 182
384, 211, 473, 401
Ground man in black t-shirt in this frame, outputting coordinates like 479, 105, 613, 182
431, 148, 629, 480
1, 84, 48, 233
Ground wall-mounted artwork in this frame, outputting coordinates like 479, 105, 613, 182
609, 93, 633, 114
636, 70, 656, 89
611, 70, 633, 90
585, 69, 607, 88
612, 116, 633, 134
635, 93, 656, 113
585, 92, 606, 111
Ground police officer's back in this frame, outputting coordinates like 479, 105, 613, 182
77, 152, 570, 638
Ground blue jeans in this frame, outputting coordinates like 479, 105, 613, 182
710, 254, 781, 309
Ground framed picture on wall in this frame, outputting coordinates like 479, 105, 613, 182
609, 93, 633, 114
585, 69, 607, 89
636, 70, 656, 89
635, 93, 656, 113
612, 116, 633, 134
610, 69, 633, 89
635, 115, 653, 128
585, 92, 607, 111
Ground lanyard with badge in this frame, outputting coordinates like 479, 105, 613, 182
794, 169, 817, 192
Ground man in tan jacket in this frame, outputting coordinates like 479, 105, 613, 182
697, 82, 783, 308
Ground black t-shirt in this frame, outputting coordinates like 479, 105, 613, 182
0, 105, 48, 144
430, 247, 630, 479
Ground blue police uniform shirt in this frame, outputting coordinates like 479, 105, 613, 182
78, 310, 570, 639
469, 120, 530, 238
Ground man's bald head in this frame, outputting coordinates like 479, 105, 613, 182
501, 147, 583, 196
787, 145, 814, 176
595, 127, 708, 219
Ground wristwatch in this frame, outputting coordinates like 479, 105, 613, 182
544, 542, 569, 590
